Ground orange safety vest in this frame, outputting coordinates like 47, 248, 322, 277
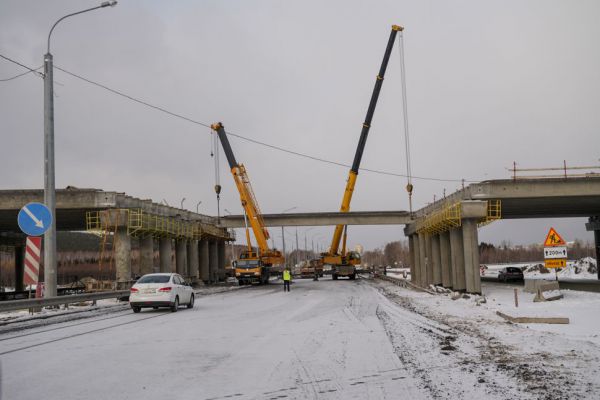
283, 270, 291, 281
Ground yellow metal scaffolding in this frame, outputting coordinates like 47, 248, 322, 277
415, 200, 501, 235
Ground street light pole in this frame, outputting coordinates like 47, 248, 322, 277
43, 1, 117, 298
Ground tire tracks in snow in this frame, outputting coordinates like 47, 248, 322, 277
372, 280, 585, 399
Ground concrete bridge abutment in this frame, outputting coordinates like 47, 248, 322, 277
439, 231, 452, 288
188, 240, 199, 283
209, 240, 218, 283
176, 239, 188, 277
115, 227, 132, 288
199, 239, 210, 283
140, 236, 155, 276
159, 238, 172, 273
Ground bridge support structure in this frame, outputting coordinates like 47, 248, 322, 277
585, 216, 600, 280
405, 201, 490, 294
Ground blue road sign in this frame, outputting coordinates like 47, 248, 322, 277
17, 202, 52, 237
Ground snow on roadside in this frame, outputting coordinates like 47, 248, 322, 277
372, 278, 600, 399
482, 257, 598, 280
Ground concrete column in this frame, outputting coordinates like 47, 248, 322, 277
209, 240, 218, 283
176, 239, 188, 276
424, 234, 433, 286
462, 218, 481, 294
115, 227, 132, 287
595, 229, 600, 281
199, 239, 210, 283
217, 241, 226, 281
431, 234, 442, 285
411, 235, 421, 286
449, 227, 466, 291
139, 236, 154, 276
188, 240, 199, 282
159, 238, 172, 273
439, 231, 452, 288
418, 233, 427, 287
408, 235, 416, 283
14, 245, 24, 292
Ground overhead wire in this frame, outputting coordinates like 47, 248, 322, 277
0, 52, 479, 184
0, 54, 44, 80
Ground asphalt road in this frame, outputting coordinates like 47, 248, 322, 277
1, 277, 595, 399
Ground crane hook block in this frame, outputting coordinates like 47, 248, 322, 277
406, 183, 413, 194
214, 184, 222, 195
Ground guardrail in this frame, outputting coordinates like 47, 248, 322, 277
0, 286, 86, 301
0, 290, 130, 313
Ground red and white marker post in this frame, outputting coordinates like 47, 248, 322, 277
24, 236, 42, 298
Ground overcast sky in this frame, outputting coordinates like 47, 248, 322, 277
1, 0, 599, 252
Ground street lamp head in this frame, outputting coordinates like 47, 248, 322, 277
101, 1, 118, 7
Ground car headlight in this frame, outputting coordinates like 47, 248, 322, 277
235, 272, 241, 277
254, 272, 260, 276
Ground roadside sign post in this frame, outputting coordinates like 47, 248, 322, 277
17, 203, 52, 304
543, 227, 567, 282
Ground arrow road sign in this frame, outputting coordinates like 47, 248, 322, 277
544, 246, 568, 259
18, 202, 52, 237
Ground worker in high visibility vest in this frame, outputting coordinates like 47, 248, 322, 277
283, 268, 291, 292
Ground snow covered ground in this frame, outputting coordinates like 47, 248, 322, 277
1, 277, 598, 399
482, 257, 598, 281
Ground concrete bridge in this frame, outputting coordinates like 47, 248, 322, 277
2, 177, 599, 295
0, 188, 233, 291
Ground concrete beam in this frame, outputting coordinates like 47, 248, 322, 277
219, 211, 411, 228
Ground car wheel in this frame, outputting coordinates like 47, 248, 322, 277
187, 294, 195, 309
332, 274, 338, 280
132, 306, 141, 313
171, 296, 179, 312
153, 307, 158, 310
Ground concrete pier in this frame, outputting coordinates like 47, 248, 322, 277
159, 238, 172, 273
140, 236, 154, 276
115, 227, 131, 287
176, 239, 187, 276
412, 235, 422, 287
199, 239, 210, 283
209, 240, 218, 283
188, 240, 199, 282
431, 234, 442, 286
418, 233, 427, 287
408, 235, 416, 284
425, 234, 433, 286
439, 231, 452, 288
449, 227, 466, 291
462, 218, 481, 294
14, 245, 24, 292
217, 241, 226, 281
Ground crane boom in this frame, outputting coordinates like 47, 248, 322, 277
212, 122, 272, 256
327, 25, 403, 256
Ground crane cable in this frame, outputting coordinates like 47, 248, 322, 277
211, 129, 222, 219
397, 28, 414, 215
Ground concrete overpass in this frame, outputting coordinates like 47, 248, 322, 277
403, 177, 600, 294
0, 188, 232, 291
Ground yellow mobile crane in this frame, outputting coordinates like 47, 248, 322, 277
211, 122, 284, 285
322, 25, 403, 280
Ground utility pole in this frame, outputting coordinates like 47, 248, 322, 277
304, 233, 308, 262
43, 1, 117, 297
281, 226, 286, 268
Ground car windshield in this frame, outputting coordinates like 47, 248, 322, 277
237, 260, 259, 268
136, 275, 170, 284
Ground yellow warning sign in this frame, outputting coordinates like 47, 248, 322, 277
543, 227, 566, 247
545, 259, 566, 269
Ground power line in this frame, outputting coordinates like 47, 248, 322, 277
0, 66, 43, 82
53, 65, 477, 183
0, 52, 479, 183
0, 54, 44, 79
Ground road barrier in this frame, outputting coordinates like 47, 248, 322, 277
0, 290, 130, 313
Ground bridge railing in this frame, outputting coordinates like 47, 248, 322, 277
0, 290, 130, 313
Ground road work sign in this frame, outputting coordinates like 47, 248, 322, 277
543, 227, 567, 269
544, 246, 567, 259
543, 227, 566, 247
17, 202, 52, 237
545, 259, 567, 269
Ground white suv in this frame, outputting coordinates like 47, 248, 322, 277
129, 273, 194, 313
